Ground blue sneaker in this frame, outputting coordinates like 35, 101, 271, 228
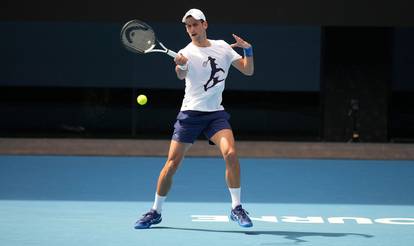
230, 205, 253, 228
134, 209, 162, 229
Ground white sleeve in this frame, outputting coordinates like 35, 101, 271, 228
221, 40, 242, 62
229, 47, 242, 62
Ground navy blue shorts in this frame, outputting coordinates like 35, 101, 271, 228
172, 110, 231, 144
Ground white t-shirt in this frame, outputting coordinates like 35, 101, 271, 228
178, 39, 242, 112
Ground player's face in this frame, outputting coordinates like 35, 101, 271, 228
184, 17, 207, 42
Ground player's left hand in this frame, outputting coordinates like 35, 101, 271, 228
230, 34, 252, 49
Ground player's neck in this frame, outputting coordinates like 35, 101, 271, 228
192, 38, 211, 48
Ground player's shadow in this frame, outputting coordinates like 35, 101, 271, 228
151, 227, 373, 243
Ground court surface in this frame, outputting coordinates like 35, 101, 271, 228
1, 155, 413, 246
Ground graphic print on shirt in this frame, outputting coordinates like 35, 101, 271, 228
203, 56, 225, 91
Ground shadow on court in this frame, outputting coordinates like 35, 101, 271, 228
151, 226, 373, 243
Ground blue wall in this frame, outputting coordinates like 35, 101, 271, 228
1, 21, 321, 91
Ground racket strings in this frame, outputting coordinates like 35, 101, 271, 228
122, 23, 156, 53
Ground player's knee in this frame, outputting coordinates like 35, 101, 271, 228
223, 148, 237, 163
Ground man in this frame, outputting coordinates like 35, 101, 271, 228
135, 8, 254, 229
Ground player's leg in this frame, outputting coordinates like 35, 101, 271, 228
156, 140, 192, 196
210, 128, 253, 228
135, 111, 201, 229
134, 140, 191, 229
210, 128, 240, 188
152, 140, 191, 213
155, 111, 203, 201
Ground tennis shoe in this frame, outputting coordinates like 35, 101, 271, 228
134, 209, 162, 229
230, 205, 253, 228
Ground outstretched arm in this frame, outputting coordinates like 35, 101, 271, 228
231, 34, 254, 76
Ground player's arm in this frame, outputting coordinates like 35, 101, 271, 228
231, 34, 254, 76
174, 54, 189, 80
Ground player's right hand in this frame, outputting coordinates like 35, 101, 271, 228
174, 53, 188, 66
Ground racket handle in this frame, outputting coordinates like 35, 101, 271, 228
158, 41, 177, 58
166, 49, 177, 58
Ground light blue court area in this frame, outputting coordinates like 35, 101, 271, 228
1, 155, 414, 246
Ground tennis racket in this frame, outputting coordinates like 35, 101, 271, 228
120, 19, 177, 58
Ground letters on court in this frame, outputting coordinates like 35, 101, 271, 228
191, 215, 414, 225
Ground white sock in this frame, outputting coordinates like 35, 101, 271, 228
228, 187, 241, 209
152, 193, 166, 213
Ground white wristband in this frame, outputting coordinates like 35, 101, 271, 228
177, 63, 188, 71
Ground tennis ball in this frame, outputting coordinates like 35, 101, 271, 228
137, 94, 147, 105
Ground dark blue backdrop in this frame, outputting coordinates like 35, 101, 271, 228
0, 21, 321, 91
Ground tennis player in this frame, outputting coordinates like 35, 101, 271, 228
135, 8, 254, 229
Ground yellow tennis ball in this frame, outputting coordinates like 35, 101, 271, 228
137, 94, 147, 105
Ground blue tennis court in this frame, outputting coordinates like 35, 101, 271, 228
1, 155, 413, 246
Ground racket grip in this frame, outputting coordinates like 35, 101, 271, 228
166, 49, 177, 58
